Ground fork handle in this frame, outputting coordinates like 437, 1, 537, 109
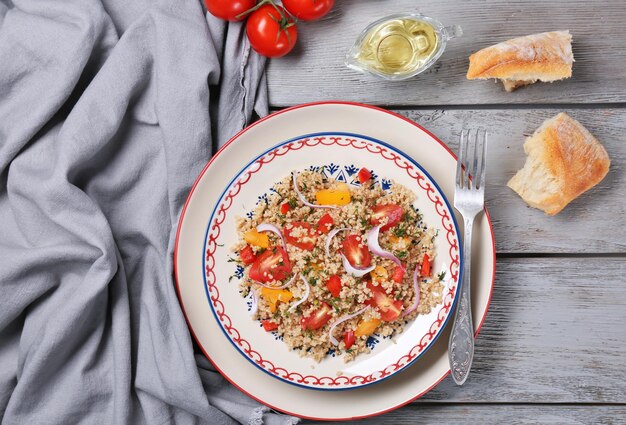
448, 215, 476, 385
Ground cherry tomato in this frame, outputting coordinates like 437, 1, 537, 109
283, 221, 317, 250
357, 168, 372, 184
280, 202, 291, 214
239, 245, 257, 265
392, 266, 405, 283
420, 254, 431, 277
317, 213, 334, 234
342, 234, 371, 268
249, 247, 292, 283
262, 319, 278, 332
326, 275, 342, 298
366, 282, 403, 322
343, 330, 355, 349
301, 302, 333, 330
246, 4, 297, 58
205, 0, 255, 22
282, 0, 334, 21
370, 204, 403, 231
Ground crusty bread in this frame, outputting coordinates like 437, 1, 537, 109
467, 31, 574, 92
507, 113, 610, 215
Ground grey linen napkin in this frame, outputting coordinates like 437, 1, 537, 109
0, 0, 297, 423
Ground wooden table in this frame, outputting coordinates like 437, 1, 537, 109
266, 1, 626, 423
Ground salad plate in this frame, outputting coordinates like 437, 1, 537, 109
175, 102, 495, 419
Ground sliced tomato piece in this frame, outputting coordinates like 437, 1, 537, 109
370, 204, 403, 231
420, 254, 431, 277
239, 245, 257, 265
283, 221, 317, 251
392, 265, 405, 283
262, 319, 278, 332
342, 234, 371, 268
357, 168, 372, 184
248, 247, 292, 283
326, 275, 342, 298
280, 202, 291, 214
343, 330, 355, 349
300, 302, 333, 330
317, 213, 334, 234
366, 282, 403, 322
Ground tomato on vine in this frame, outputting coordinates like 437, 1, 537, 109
205, 0, 256, 22
282, 0, 334, 21
246, 4, 298, 58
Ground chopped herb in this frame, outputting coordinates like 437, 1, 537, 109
360, 218, 369, 227
303, 267, 312, 276
278, 260, 284, 266
310, 277, 318, 286
288, 198, 297, 209
437, 271, 446, 281
217, 243, 224, 247
304, 255, 312, 262
228, 275, 234, 283
393, 225, 407, 237
257, 248, 267, 255
431, 229, 440, 242
395, 292, 402, 300
345, 348, 353, 354
397, 250, 408, 259
227, 256, 239, 263
303, 329, 313, 338
302, 182, 308, 190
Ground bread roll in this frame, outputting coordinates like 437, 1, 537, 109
467, 31, 574, 92
507, 113, 610, 215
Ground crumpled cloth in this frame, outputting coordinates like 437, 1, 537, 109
0, 0, 298, 423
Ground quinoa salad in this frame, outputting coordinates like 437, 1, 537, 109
231, 167, 445, 362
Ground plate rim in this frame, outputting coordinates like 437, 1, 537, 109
174, 101, 496, 421
201, 131, 463, 390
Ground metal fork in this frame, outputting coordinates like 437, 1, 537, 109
448, 128, 488, 385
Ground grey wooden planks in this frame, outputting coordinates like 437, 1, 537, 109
302, 405, 626, 424
389, 108, 626, 253
267, 0, 626, 106
418, 257, 626, 403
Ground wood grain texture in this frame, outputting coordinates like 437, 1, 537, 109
387, 108, 626, 253
417, 257, 626, 403
267, 0, 626, 106
301, 405, 626, 424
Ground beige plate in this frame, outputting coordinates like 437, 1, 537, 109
174, 102, 496, 420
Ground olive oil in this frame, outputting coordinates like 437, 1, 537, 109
355, 18, 439, 76
346, 14, 461, 80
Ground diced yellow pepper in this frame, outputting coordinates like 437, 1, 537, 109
389, 235, 410, 251
261, 287, 293, 313
315, 183, 351, 206
370, 266, 388, 285
244, 229, 269, 248
355, 318, 381, 337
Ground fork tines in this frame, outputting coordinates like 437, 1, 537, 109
456, 129, 488, 191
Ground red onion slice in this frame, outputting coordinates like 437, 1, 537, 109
256, 223, 287, 251
325, 227, 351, 257
288, 275, 310, 312
328, 306, 371, 346
341, 253, 375, 277
403, 264, 421, 317
366, 225, 404, 269
252, 272, 298, 290
292, 171, 337, 210
249, 289, 259, 317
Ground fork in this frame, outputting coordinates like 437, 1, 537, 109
448, 128, 488, 385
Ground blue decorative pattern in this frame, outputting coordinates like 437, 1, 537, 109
234, 265, 244, 279
366, 335, 380, 350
